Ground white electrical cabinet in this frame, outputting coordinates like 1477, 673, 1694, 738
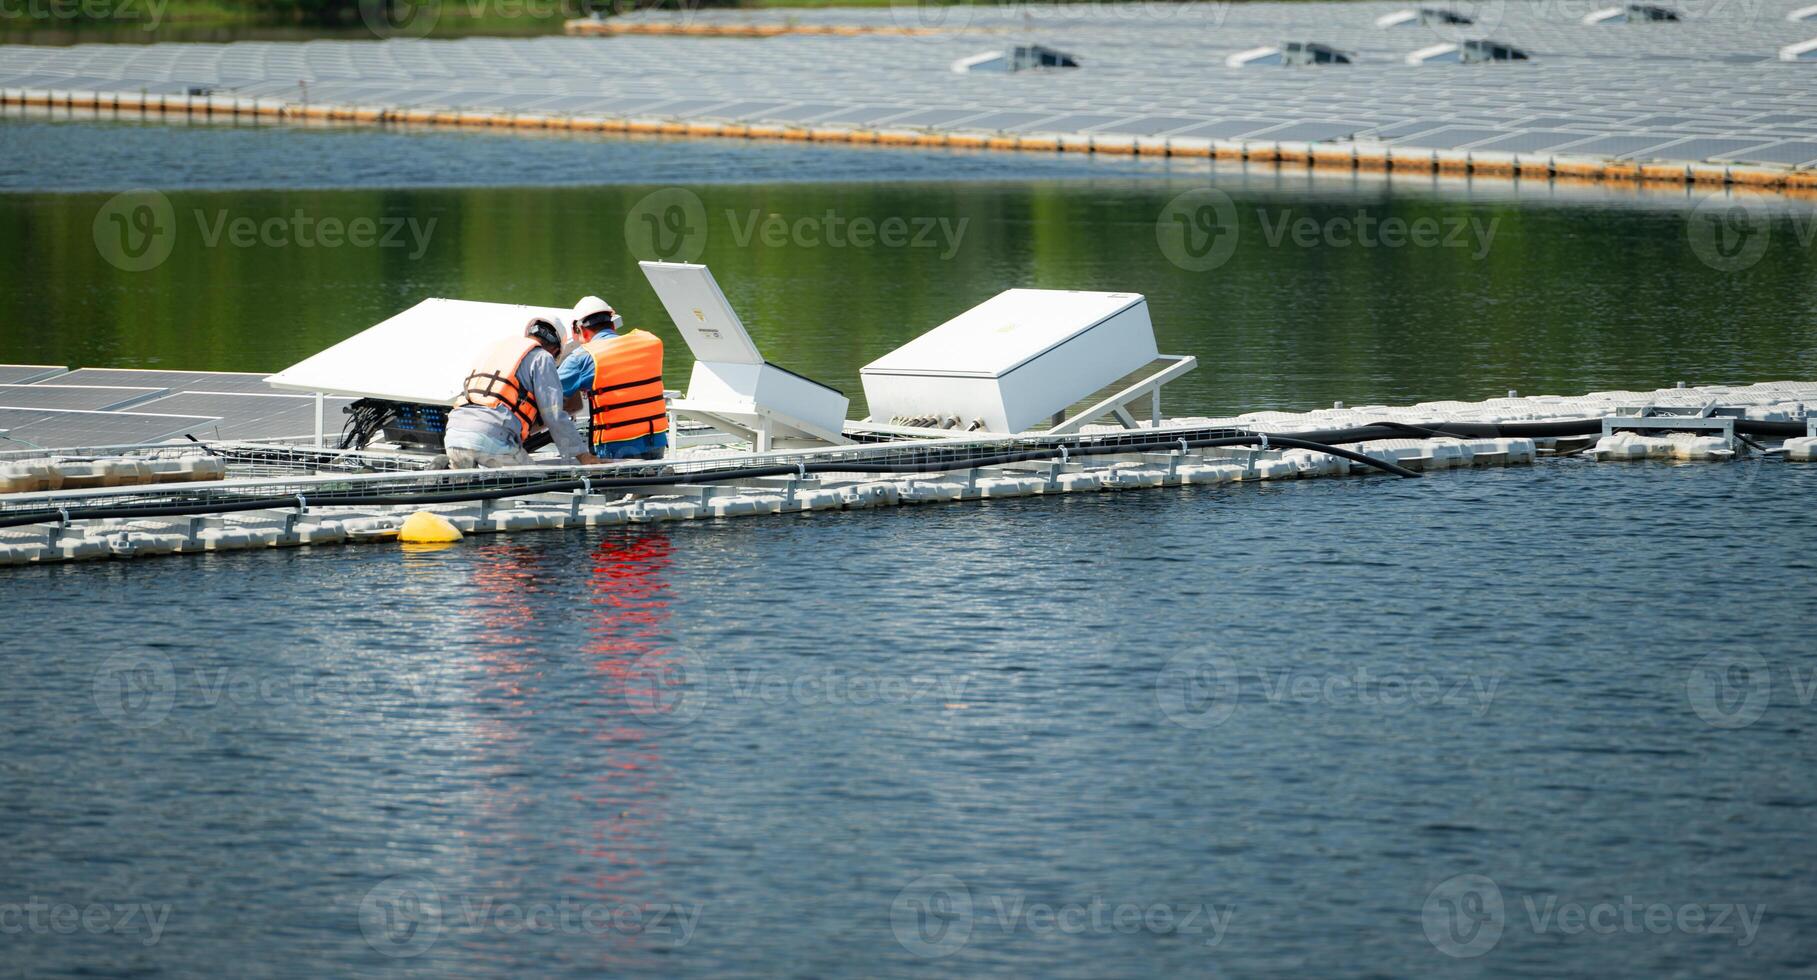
267, 298, 575, 404
642, 261, 849, 449
860, 289, 1158, 433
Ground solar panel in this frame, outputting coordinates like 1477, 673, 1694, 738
1260, 121, 1371, 142
1169, 119, 1291, 139
0, 384, 163, 412
1723, 141, 1817, 166
578, 95, 674, 115
1555, 134, 1688, 158
1102, 115, 1212, 136
130, 392, 357, 441
42, 369, 275, 394
1389, 125, 1509, 148
1464, 129, 1603, 152
955, 110, 1065, 131
881, 107, 993, 128
0, 365, 64, 385
757, 102, 855, 123
1644, 137, 1776, 161
1514, 115, 1626, 129
4, 10, 1815, 177
0, 407, 219, 450
811, 104, 921, 125
639, 97, 742, 116
1362, 119, 1453, 140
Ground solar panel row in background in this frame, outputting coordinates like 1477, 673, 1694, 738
0, 366, 356, 449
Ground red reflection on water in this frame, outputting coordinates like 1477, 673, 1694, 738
586, 533, 675, 656
468, 541, 548, 688
576, 533, 678, 905
460, 533, 686, 962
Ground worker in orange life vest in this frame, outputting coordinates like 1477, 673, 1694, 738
444, 316, 599, 468
558, 296, 669, 462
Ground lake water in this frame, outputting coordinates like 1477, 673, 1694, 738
3, 116, 1816, 977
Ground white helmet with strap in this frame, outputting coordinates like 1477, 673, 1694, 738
523, 316, 562, 354
573, 295, 623, 335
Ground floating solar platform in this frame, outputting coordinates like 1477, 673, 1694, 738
1, 0, 1815, 186
0, 366, 355, 450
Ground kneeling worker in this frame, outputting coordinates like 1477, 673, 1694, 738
444, 316, 598, 468
560, 296, 669, 461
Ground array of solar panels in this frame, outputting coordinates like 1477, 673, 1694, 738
0, 366, 352, 449
0, 0, 1813, 168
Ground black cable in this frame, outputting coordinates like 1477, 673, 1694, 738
1547, 439, 1598, 458
338, 400, 400, 451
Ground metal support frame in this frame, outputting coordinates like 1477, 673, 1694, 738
667, 400, 850, 454
1600, 415, 1735, 441
1047, 355, 1198, 435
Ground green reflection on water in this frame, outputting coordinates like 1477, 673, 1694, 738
4, 182, 1814, 417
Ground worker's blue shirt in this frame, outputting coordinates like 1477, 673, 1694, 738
558, 330, 670, 459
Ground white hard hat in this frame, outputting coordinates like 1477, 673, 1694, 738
573, 295, 622, 333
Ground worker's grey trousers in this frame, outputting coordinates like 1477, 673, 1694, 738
444, 430, 532, 469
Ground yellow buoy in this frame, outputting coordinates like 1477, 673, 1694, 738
399, 510, 463, 544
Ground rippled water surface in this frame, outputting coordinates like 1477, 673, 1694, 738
7, 461, 1816, 976
3, 117, 1816, 977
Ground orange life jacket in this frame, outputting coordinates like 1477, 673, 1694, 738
459, 336, 546, 442
583, 330, 668, 447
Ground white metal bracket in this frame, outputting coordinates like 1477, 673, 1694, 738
1047, 355, 1198, 435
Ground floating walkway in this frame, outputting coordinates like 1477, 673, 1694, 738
1, 1, 1814, 194
2, 376, 1812, 567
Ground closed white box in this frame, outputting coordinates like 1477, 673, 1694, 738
861, 289, 1158, 433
